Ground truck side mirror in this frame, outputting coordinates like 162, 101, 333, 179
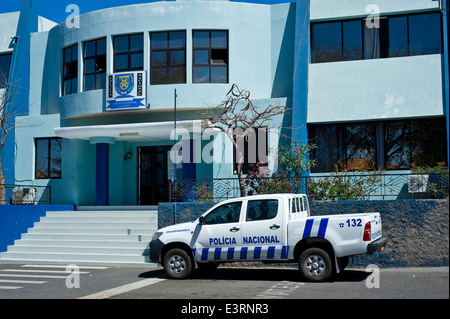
199, 216, 205, 225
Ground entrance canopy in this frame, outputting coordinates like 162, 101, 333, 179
54, 120, 206, 143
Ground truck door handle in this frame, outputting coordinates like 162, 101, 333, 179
270, 224, 280, 230
230, 227, 240, 232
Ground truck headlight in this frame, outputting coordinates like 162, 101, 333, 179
152, 232, 163, 241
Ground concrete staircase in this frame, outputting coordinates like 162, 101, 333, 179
0, 207, 159, 267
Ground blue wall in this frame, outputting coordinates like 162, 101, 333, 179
0, 205, 75, 252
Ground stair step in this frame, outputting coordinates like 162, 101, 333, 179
14, 239, 150, 249
0, 251, 150, 263
6, 245, 149, 255
45, 210, 158, 217
21, 232, 153, 241
40, 216, 157, 223
28, 227, 156, 236
0, 208, 159, 267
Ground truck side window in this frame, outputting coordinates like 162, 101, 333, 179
204, 202, 242, 225
246, 200, 278, 221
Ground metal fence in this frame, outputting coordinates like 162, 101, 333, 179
0, 184, 52, 205
169, 172, 449, 202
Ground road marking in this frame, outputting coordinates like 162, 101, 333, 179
1, 269, 90, 274
0, 279, 47, 284
22, 264, 109, 270
0, 274, 67, 279
255, 281, 304, 299
79, 277, 166, 299
0, 285, 23, 290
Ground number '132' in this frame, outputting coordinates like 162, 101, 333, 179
346, 219, 362, 227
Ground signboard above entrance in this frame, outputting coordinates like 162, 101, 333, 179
106, 71, 147, 112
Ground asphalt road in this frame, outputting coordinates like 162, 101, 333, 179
0, 263, 447, 302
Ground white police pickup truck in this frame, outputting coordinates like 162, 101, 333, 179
150, 194, 388, 281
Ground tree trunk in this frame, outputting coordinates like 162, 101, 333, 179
236, 162, 246, 198
0, 156, 6, 205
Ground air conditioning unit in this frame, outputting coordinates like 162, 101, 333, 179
408, 175, 429, 193
12, 188, 36, 205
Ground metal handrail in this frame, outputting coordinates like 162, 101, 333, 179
169, 172, 449, 202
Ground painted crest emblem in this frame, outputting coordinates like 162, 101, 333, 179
115, 73, 134, 97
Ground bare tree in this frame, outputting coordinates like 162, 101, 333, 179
200, 84, 291, 197
0, 73, 28, 204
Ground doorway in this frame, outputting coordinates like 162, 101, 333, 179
138, 146, 171, 205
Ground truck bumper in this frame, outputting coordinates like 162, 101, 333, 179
150, 239, 164, 263
367, 237, 389, 254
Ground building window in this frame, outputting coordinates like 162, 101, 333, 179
114, 34, 144, 72
408, 13, 442, 56
193, 30, 228, 83
63, 44, 78, 95
311, 12, 442, 63
35, 138, 62, 180
309, 123, 376, 172
233, 128, 268, 175
385, 118, 447, 170
311, 22, 342, 63
0, 53, 12, 88
150, 31, 186, 85
84, 38, 106, 91
309, 118, 447, 172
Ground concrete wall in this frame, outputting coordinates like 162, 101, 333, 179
159, 199, 449, 268
0, 205, 75, 252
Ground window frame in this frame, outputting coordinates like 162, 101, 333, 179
192, 30, 229, 84
83, 38, 107, 91
62, 44, 78, 96
245, 199, 279, 222
35, 137, 62, 180
203, 201, 242, 225
308, 118, 448, 172
0, 52, 13, 88
311, 11, 443, 64
150, 30, 187, 85
113, 33, 144, 73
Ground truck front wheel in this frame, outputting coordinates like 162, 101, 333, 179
299, 247, 333, 282
163, 248, 193, 279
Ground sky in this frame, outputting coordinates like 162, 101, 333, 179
0, 0, 294, 23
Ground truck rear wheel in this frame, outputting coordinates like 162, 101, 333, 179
299, 247, 333, 282
163, 248, 193, 279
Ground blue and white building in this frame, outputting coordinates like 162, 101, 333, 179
1, 0, 449, 206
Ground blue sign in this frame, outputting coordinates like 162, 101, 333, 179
106, 71, 147, 111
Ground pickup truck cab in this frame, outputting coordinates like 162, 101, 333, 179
150, 194, 388, 281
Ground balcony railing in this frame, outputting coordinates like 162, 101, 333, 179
169, 172, 449, 202
0, 185, 52, 205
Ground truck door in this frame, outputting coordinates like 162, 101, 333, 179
194, 201, 243, 262
240, 198, 286, 260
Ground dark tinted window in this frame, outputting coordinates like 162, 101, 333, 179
312, 22, 342, 63
246, 200, 278, 222
84, 38, 106, 91
63, 44, 78, 95
311, 12, 442, 63
204, 201, 241, 225
0, 53, 12, 88
114, 34, 144, 72
388, 16, 408, 57
343, 20, 363, 61
151, 31, 186, 85
408, 13, 442, 56
35, 138, 62, 179
193, 30, 228, 83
